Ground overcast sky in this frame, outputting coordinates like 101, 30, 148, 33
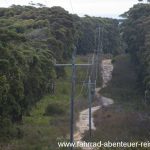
0, 0, 146, 18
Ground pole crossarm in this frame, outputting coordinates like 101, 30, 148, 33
82, 82, 96, 85
54, 63, 93, 67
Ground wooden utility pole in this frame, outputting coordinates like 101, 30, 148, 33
55, 25, 103, 146
88, 76, 96, 139
87, 26, 103, 139
70, 47, 76, 147
55, 47, 93, 150
94, 26, 102, 84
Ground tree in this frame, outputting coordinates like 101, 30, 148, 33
121, 3, 150, 101
0, 5, 122, 139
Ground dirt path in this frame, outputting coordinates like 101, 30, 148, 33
74, 59, 114, 149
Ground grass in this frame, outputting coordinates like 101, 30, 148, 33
0, 55, 91, 150
84, 54, 150, 150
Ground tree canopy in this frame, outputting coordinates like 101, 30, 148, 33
121, 3, 150, 98
0, 5, 121, 138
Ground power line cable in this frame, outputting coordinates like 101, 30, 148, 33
43, 0, 49, 7
69, 0, 74, 14
75, 55, 93, 99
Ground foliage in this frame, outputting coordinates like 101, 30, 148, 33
76, 16, 122, 55
101, 54, 143, 109
121, 3, 150, 100
86, 55, 148, 148
44, 102, 66, 116
0, 6, 74, 138
0, 5, 121, 139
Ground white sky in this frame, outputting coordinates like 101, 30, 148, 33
0, 0, 146, 18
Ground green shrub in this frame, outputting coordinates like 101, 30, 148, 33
44, 102, 66, 116
0, 117, 23, 141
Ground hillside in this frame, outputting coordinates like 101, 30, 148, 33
0, 4, 121, 146
1, 2, 150, 150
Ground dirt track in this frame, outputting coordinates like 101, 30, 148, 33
74, 59, 114, 150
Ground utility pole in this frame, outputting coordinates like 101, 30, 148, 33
55, 46, 93, 150
88, 76, 92, 139
144, 90, 148, 106
94, 26, 102, 85
87, 26, 103, 140
70, 47, 76, 148
83, 76, 96, 140
98, 26, 103, 86
86, 26, 103, 140
98, 26, 103, 72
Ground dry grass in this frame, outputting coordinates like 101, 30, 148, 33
83, 54, 150, 150
93, 105, 150, 142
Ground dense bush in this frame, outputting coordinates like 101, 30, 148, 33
44, 102, 66, 116
121, 3, 150, 98
77, 16, 122, 55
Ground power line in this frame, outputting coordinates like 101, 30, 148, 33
55, 48, 93, 150
75, 55, 91, 99
75, 53, 95, 100
44, 0, 49, 7
69, 0, 74, 13
88, 76, 92, 138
